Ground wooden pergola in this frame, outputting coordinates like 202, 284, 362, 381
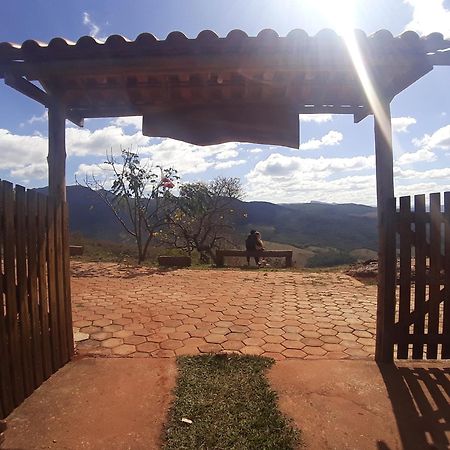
1, 28, 449, 367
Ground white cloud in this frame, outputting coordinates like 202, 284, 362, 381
299, 130, 343, 150
244, 153, 376, 203
215, 159, 246, 170
112, 117, 142, 130
396, 148, 436, 165
0, 129, 47, 170
392, 116, 416, 133
413, 124, 450, 150
66, 126, 149, 157
139, 139, 242, 175
82, 12, 105, 41
403, 0, 450, 38
10, 163, 48, 182
395, 167, 450, 180
248, 148, 263, 154
299, 114, 333, 123
215, 149, 239, 160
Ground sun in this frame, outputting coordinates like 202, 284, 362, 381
306, 0, 358, 34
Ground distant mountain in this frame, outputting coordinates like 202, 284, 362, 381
45, 185, 378, 252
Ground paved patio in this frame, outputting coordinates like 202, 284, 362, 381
72, 262, 377, 360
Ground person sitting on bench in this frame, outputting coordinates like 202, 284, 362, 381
245, 230, 264, 266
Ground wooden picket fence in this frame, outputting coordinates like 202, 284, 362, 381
0, 180, 73, 419
394, 191, 450, 359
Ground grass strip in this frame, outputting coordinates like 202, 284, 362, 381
163, 354, 301, 450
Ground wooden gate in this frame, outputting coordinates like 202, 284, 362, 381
0, 180, 73, 419
395, 191, 450, 359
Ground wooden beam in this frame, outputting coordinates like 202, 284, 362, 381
0, 53, 422, 83
374, 97, 397, 363
3, 74, 84, 127
48, 101, 67, 203
4, 73, 49, 106
428, 50, 450, 66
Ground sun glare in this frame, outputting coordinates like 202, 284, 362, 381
305, 0, 392, 145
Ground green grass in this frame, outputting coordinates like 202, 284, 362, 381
163, 354, 301, 450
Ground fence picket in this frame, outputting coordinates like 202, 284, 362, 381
0, 182, 14, 416
46, 198, 61, 370
397, 196, 412, 358
427, 193, 441, 359
54, 202, 68, 363
443, 192, 450, 358
26, 190, 44, 387
15, 185, 34, 396
413, 194, 426, 359
63, 202, 74, 357
37, 194, 52, 379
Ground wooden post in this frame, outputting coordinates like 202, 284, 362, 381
48, 101, 66, 203
374, 97, 397, 363
47, 100, 74, 362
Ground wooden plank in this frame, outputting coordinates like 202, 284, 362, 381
62, 202, 74, 358
0, 182, 14, 417
54, 201, 68, 363
2, 181, 24, 405
413, 194, 427, 359
397, 195, 412, 359
46, 197, 61, 370
427, 193, 441, 359
48, 102, 67, 203
15, 185, 34, 396
394, 333, 450, 345
37, 194, 52, 378
26, 189, 44, 387
443, 191, 450, 359
374, 99, 396, 363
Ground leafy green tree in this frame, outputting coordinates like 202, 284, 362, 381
84, 149, 178, 264
164, 177, 243, 263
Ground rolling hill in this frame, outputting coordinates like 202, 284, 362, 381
54, 186, 378, 262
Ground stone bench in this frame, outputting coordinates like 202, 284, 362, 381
216, 250, 293, 268
69, 245, 84, 256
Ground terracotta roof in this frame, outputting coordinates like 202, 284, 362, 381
0, 29, 448, 147
0, 29, 448, 62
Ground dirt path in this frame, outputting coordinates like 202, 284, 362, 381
3, 358, 176, 449
71, 262, 377, 360
269, 360, 450, 450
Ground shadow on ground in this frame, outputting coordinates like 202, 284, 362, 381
378, 364, 450, 450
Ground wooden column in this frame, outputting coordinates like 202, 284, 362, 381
374, 98, 397, 363
48, 101, 66, 203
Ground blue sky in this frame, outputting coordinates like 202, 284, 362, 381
0, 0, 449, 205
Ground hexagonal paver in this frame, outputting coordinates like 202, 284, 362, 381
101, 338, 123, 348
243, 337, 265, 347
222, 340, 245, 350
112, 344, 136, 356
113, 330, 134, 339
124, 335, 146, 345
91, 332, 113, 341
160, 340, 183, 350
136, 342, 159, 353
205, 334, 227, 344
93, 318, 112, 327
240, 346, 264, 355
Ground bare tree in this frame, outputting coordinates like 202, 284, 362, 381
83, 149, 178, 264
164, 177, 243, 263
